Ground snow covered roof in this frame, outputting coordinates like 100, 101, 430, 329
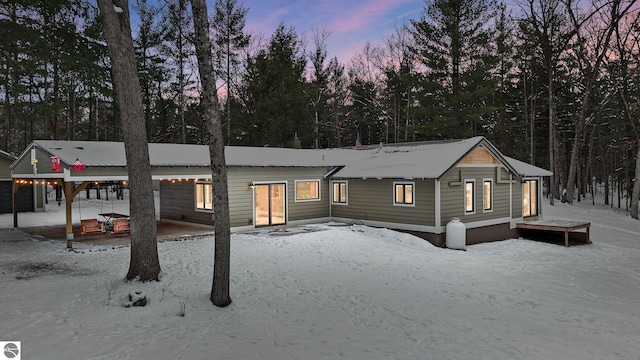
331, 137, 498, 179
12, 138, 551, 179
0, 149, 14, 161
504, 156, 553, 177
22, 140, 351, 168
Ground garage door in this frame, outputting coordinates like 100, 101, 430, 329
0, 181, 34, 214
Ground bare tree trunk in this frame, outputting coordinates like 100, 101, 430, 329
97, 0, 160, 281
548, 68, 556, 205
226, 38, 232, 144
632, 145, 640, 218
191, 0, 232, 307
616, 58, 640, 217
563, 0, 635, 203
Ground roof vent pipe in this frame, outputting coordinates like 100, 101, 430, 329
292, 133, 301, 149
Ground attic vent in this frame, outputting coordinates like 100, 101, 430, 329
460, 148, 500, 165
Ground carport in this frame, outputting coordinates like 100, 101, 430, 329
10, 140, 212, 249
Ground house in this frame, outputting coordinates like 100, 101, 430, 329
326, 137, 551, 246
1, 149, 36, 214
9, 137, 551, 247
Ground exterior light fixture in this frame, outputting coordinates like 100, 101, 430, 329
50, 156, 61, 172
70, 158, 85, 172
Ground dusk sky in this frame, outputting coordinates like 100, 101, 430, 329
228, 0, 424, 64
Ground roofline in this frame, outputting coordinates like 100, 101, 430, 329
11, 139, 533, 180
10, 141, 73, 170
1, 148, 14, 160
10, 142, 36, 170
348, 138, 468, 151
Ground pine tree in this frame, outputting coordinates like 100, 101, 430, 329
133, 0, 165, 142
159, 0, 195, 144
410, 0, 500, 139
212, 0, 250, 145
237, 23, 308, 147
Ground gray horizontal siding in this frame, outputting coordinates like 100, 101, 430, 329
0, 157, 11, 179
512, 175, 523, 218
229, 167, 331, 227
11, 148, 69, 176
331, 179, 435, 226
160, 167, 332, 228
440, 167, 513, 225
159, 181, 213, 224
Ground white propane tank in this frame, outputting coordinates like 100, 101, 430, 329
446, 218, 466, 250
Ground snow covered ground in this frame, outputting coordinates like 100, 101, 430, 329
1, 196, 639, 360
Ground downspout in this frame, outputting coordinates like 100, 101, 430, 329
538, 177, 543, 219
509, 174, 513, 228
435, 179, 441, 232
329, 179, 332, 220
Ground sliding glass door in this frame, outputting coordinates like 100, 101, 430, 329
523, 180, 538, 217
254, 183, 286, 226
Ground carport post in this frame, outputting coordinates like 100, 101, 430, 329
62, 180, 92, 249
64, 181, 74, 249
12, 179, 18, 228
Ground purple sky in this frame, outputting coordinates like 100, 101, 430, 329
235, 0, 423, 64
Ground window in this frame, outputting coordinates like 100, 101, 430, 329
295, 180, 320, 201
394, 182, 414, 206
523, 179, 538, 217
465, 180, 475, 214
332, 181, 348, 204
483, 179, 493, 212
195, 182, 213, 211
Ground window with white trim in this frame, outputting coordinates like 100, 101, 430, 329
465, 180, 475, 214
394, 182, 414, 206
295, 180, 320, 201
483, 179, 493, 212
332, 181, 348, 204
195, 182, 213, 211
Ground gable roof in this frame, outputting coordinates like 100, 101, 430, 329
504, 156, 553, 177
330, 137, 532, 180
0, 149, 14, 161
10, 138, 552, 179
12, 140, 351, 169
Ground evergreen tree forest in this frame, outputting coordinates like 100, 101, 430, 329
1, 0, 639, 211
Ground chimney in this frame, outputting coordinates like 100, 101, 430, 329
292, 133, 301, 149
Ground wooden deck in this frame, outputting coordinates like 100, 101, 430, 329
516, 220, 591, 247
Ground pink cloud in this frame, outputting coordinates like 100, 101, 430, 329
325, 0, 416, 34
240, 0, 422, 63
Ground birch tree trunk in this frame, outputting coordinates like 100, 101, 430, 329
191, 0, 232, 307
97, 0, 160, 281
